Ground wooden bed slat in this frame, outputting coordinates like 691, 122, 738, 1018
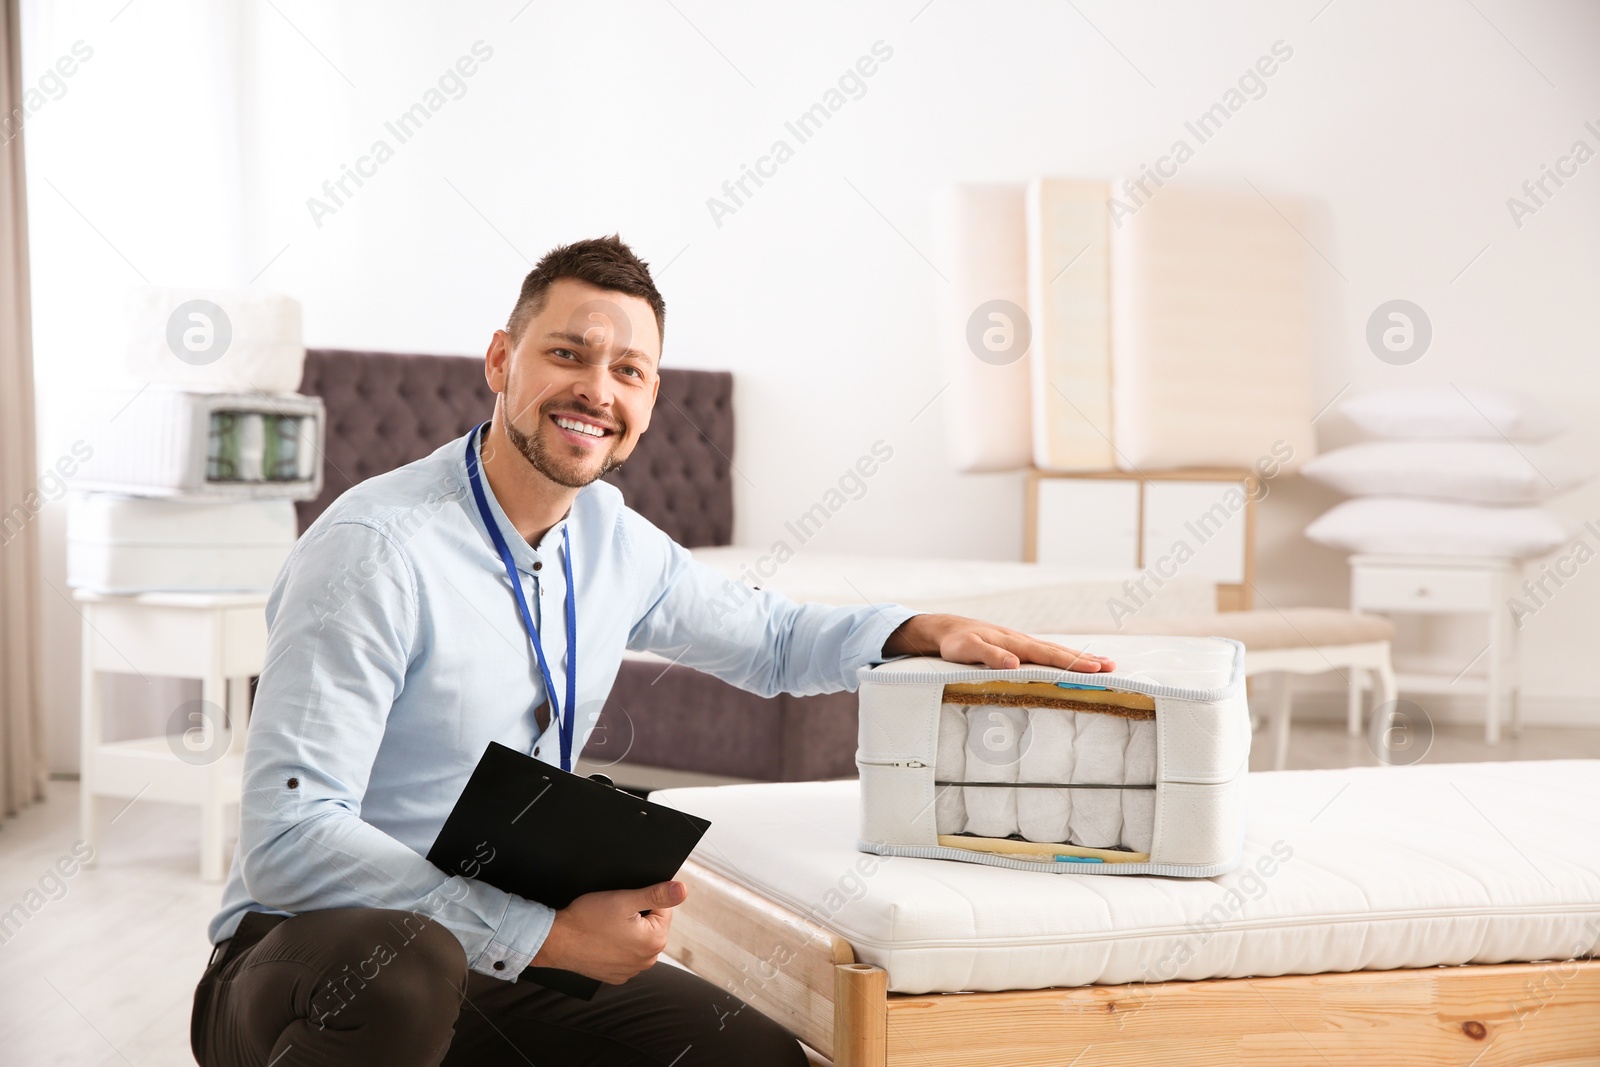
882, 961, 1600, 1067
664, 860, 853, 1056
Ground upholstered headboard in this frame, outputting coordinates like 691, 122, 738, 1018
296, 349, 734, 547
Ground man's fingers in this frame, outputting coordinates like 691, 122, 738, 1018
936, 621, 1118, 674
627, 880, 686, 912
1002, 636, 1115, 673
980, 640, 1021, 669
945, 632, 1020, 669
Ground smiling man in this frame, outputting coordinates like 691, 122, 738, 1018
190, 236, 1113, 1067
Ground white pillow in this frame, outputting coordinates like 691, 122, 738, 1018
1305, 498, 1571, 559
1340, 385, 1569, 442
1302, 441, 1590, 504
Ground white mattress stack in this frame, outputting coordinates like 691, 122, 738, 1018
1303, 386, 1587, 558
67, 287, 319, 594
931, 185, 1033, 471
857, 635, 1250, 878
933, 179, 1316, 475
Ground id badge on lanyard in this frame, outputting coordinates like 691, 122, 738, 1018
464, 423, 579, 772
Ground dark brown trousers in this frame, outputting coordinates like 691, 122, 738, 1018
190, 908, 807, 1066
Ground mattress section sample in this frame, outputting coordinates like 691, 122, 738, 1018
653, 759, 1600, 994
1026, 178, 1115, 471
1110, 184, 1315, 470
940, 681, 1156, 851
855, 635, 1250, 877
930, 184, 1032, 472
123, 286, 306, 394
73, 390, 325, 500
67, 494, 298, 593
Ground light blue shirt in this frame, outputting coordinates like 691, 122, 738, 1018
208, 427, 916, 981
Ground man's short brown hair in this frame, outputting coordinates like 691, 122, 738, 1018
505, 235, 666, 347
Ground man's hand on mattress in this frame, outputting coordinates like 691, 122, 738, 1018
882, 614, 1115, 673
530, 879, 687, 984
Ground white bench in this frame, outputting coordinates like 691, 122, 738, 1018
1103, 608, 1397, 769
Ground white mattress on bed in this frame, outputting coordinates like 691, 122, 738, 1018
687, 547, 1215, 634
653, 760, 1600, 994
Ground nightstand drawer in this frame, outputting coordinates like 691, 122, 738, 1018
1352, 565, 1497, 612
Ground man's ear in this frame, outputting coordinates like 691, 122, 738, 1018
485, 330, 511, 394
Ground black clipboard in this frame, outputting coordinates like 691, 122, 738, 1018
426, 741, 712, 999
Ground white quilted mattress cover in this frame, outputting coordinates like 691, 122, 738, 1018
687, 547, 1214, 632
653, 760, 1600, 994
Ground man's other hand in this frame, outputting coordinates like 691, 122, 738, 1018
882, 614, 1115, 673
530, 879, 686, 984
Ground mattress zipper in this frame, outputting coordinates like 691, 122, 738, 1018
856, 756, 927, 769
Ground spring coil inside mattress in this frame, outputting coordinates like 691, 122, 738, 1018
936, 682, 1158, 854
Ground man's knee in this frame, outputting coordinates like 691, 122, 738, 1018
308, 910, 467, 1032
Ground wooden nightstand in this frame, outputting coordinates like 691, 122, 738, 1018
76, 590, 268, 882
1349, 555, 1523, 744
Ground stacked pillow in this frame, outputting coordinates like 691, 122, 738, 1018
1303, 386, 1586, 558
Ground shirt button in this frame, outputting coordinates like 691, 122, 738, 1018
493, 960, 505, 971
533, 747, 541, 756
532, 561, 542, 571
286, 777, 299, 789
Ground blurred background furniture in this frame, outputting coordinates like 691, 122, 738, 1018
1106, 607, 1396, 770
1350, 555, 1523, 744
77, 590, 267, 881
1026, 468, 1257, 611
1304, 385, 1587, 747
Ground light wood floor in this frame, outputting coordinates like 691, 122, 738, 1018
5, 721, 1598, 1066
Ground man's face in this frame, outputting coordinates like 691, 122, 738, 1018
488, 278, 662, 489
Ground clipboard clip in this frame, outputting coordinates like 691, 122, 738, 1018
587, 773, 616, 789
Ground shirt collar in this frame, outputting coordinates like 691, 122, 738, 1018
464, 426, 570, 575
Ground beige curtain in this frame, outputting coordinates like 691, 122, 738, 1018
0, 0, 46, 816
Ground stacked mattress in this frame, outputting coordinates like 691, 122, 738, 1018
653, 759, 1600, 994
72, 390, 323, 500
934, 180, 1316, 474
67, 495, 298, 594
931, 184, 1033, 471
68, 286, 320, 594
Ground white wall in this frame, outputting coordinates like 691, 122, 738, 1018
23, 0, 1600, 770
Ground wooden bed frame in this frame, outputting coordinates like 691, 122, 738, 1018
665, 859, 1600, 1067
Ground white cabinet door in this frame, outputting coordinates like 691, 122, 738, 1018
1140, 481, 1248, 583
1034, 479, 1139, 569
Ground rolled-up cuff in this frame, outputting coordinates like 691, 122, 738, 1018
470, 897, 555, 982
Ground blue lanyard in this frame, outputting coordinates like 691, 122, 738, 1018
463, 423, 579, 772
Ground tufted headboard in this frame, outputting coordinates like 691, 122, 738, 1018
295, 349, 734, 548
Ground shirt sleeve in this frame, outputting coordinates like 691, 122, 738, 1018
619, 514, 919, 696
237, 520, 552, 982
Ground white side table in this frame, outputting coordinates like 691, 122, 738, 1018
76, 591, 269, 882
1349, 555, 1522, 744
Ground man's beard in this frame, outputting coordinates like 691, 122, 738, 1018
505, 401, 626, 489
